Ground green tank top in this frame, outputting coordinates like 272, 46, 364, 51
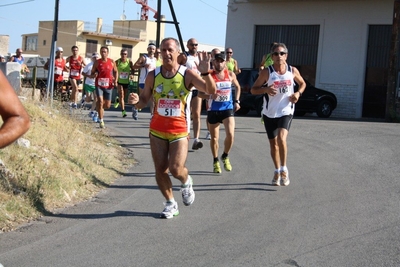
226, 58, 235, 72
117, 59, 131, 84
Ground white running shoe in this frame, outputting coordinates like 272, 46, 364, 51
272, 171, 281, 186
181, 175, 195, 206
281, 169, 290, 186
160, 201, 179, 219
205, 132, 211, 140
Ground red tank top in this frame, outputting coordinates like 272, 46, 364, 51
54, 58, 66, 82
95, 58, 114, 89
69, 56, 83, 79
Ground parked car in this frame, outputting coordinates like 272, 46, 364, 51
235, 68, 337, 118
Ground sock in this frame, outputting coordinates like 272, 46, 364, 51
100, 119, 104, 123
222, 152, 228, 159
275, 168, 280, 173
213, 157, 219, 163
182, 175, 191, 187
166, 198, 175, 204
280, 166, 288, 172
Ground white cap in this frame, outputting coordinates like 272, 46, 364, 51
56, 47, 63, 52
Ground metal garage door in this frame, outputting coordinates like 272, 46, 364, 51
363, 25, 391, 118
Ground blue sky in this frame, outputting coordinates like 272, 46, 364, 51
0, 0, 228, 54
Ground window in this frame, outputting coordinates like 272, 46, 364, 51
25, 35, 38, 51
86, 39, 98, 57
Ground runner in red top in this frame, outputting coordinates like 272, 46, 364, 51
89, 46, 118, 129
44, 47, 67, 98
66, 45, 86, 108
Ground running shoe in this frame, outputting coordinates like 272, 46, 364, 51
192, 140, 203, 150
132, 107, 138, 120
205, 132, 211, 140
213, 161, 222, 173
272, 171, 281, 186
222, 157, 232, 172
71, 103, 78, 109
89, 111, 94, 118
122, 110, 127, 118
99, 121, 105, 129
92, 113, 98, 122
114, 96, 119, 108
281, 169, 290, 186
181, 175, 195, 206
160, 201, 179, 219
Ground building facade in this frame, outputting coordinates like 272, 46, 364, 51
22, 17, 165, 63
225, 0, 395, 118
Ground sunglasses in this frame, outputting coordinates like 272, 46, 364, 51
190, 43, 198, 46
272, 51, 287, 56
72, 49, 78, 51
226, 51, 233, 54
121, 53, 127, 55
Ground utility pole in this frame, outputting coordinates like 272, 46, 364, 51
386, 0, 400, 121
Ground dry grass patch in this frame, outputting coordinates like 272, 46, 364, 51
0, 99, 135, 232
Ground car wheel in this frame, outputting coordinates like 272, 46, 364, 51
235, 107, 249, 115
316, 100, 333, 118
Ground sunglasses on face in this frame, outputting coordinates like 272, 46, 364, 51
190, 43, 198, 46
121, 53, 127, 55
226, 51, 233, 54
272, 51, 287, 56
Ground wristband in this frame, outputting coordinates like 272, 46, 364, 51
201, 72, 210, 76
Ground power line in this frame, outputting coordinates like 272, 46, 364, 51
198, 0, 226, 15
0, 0, 34, 7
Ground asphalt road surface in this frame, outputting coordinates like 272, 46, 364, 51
1, 109, 399, 267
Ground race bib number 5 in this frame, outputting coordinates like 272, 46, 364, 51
157, 98, 181, 117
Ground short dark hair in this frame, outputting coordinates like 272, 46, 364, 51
100, 46, 109, 52
71, 45, 78, 50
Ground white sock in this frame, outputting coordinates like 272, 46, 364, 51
280, 166, 288, 172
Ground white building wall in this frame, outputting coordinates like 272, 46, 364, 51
226, 0, 393, 118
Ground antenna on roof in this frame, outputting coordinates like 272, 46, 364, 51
121, 0, 127, 20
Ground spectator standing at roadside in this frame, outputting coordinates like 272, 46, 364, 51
177, 38, 203, 150
44, 47, 67, 97
225, 47, 241, 75
132, 43, 157, 120
82, 52, 99, 119
199, 52, 241, 173
0, 69, 30, 148
89, 46, 118, 129
0, 55, 6, 62
9, 48, 29, 75
251, 43, 306, 187
66, 45, 86, 109
128, 37, 216, 219
114, 48, 134, 118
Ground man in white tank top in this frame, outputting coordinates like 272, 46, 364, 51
251, 43, 306, 187
178, 38, 204, 150
132, 43, 157, 120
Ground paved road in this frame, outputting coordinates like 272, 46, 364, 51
0, 109, 399, 267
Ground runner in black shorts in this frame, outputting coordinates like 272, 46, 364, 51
251, 42, 306, 187
263, 114, 293, 139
